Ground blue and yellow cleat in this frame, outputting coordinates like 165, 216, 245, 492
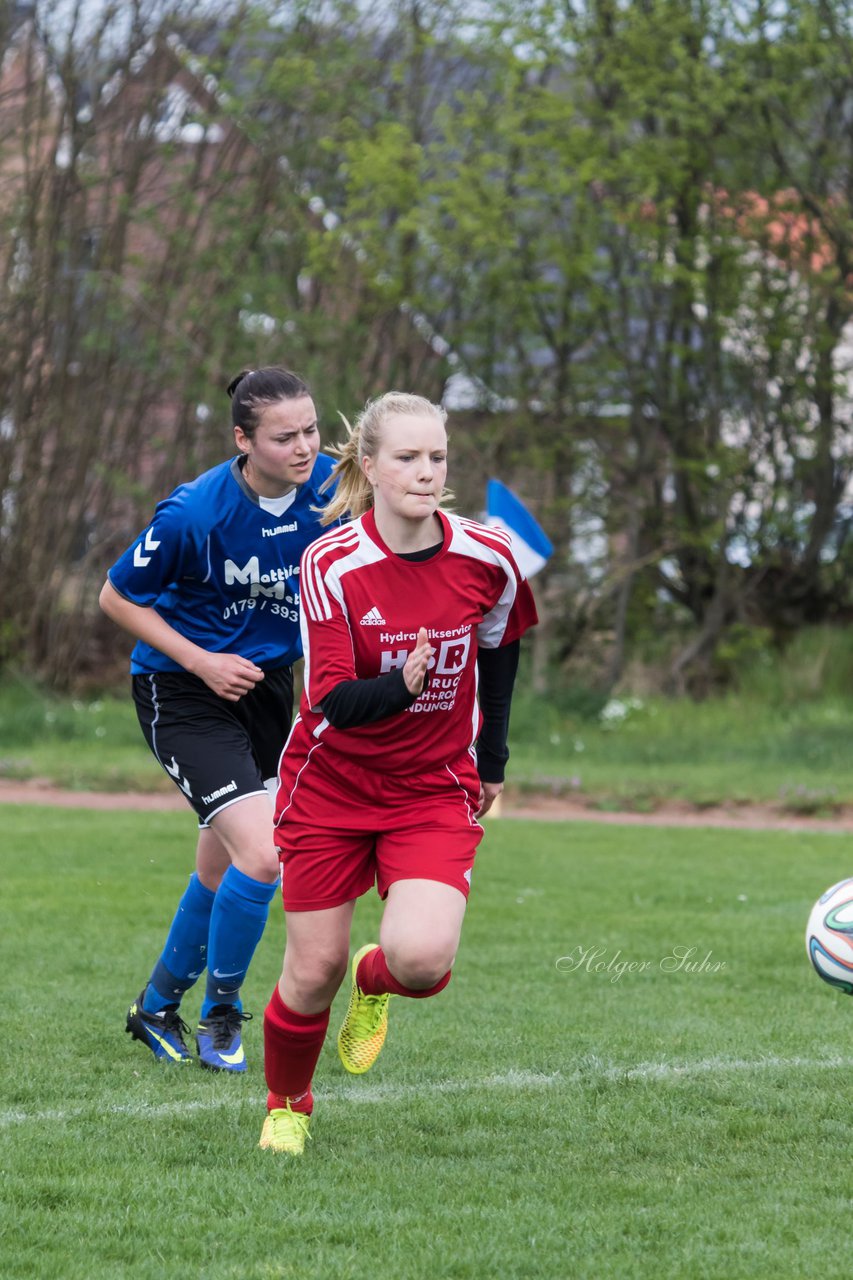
196, 1006, 252, 1072
126, 989, 192, 1063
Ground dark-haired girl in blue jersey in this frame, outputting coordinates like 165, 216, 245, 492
100, 367, 335, 1072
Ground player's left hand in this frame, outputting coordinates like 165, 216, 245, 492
477, 781, 503, 817
403, 627, 433, 695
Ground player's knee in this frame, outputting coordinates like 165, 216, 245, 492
318, 951, 349, 991
197, 866, 226, 892
231, 844, 280, 883
385, 943, 455, 991
288, 948, 348, 1002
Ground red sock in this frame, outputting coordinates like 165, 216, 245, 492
357, 946, 452, 999
263, 986, 329, 1114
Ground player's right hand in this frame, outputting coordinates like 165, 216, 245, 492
403, 627, 433, 696
193, 652, 265, 701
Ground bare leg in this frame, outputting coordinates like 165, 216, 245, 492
207, 793, 280, 884
280, 901, 357, 1012
195, 825, 231, 891
379, 879, 467, 989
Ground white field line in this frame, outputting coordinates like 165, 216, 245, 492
3, 1056, 853, 1129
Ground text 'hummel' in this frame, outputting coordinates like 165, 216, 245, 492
359, 606, 387, 625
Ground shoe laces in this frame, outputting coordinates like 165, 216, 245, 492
351, 990, 389, 1038
204, 1006, 252, 1049
158, 1007, 191, 1048
271, 1104, 311, 1145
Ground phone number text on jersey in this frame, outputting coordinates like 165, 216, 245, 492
223, 597, 299, 623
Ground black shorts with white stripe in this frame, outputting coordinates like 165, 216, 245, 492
132, 666, 293, 825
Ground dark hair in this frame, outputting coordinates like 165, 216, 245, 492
226, 366, 312, 438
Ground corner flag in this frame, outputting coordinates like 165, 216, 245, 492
485, 479, 553, 578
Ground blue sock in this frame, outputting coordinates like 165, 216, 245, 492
201, 865, 278, 1018
143, 873, 216, 1014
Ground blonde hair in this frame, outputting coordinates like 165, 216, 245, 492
319, 391, 449, 526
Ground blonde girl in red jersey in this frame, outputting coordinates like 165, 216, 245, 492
259, 392, 537, 1155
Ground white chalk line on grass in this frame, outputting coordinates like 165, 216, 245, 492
3, 1056, 853, 1130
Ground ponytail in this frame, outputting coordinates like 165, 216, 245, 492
318, 416, 373, 525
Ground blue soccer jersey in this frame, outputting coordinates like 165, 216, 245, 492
108, 454, 336, 673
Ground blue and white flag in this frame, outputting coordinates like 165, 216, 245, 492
485, 479, 553, 578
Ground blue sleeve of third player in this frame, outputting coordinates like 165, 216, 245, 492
108, 493, 200, 607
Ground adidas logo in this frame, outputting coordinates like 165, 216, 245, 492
359, 606, 387, 625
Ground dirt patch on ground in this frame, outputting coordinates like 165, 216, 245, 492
0, 778, 187, 811
2, 776, 852, 832
499, 793, 853, 833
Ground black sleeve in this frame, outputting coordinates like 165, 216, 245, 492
318, 668, 420, 730
476, 639, 520, 783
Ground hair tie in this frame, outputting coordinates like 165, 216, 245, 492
226, 369, 254, 399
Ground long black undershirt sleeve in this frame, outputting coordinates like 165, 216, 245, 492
475, 639, 520, 783
318, 668, 419, 729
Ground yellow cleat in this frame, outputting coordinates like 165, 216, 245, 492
258, 1102, 311, 1156
337, 943, 392, 1075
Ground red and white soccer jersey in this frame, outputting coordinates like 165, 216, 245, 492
274, 506, 537, 908
287, 506, 537, 776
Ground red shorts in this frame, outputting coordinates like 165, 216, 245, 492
274, 744, 484, 911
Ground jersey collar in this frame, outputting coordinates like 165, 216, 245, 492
362, 505, 449, 562
230, 456, 301, 513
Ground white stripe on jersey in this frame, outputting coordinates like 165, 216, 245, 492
301, 585, 347, 710
457, 515, 514, 555
444, 762, 483, 831
301, 520, 386, 707
321, 525, 386, 599
302, 525, 360, 621
274, 739, 327, 826
302, 524, 359, 620
303, 519, 387, 618
468, 664, 481, 754
444, 513, 520, 648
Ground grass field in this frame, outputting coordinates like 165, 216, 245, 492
3, 804, 853, 1279
508, 687, 853, 813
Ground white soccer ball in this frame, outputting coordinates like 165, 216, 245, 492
805, 878, 853, 994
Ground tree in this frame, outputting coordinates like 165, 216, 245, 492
3, 0, 853, 691
341, 0, 853, 692
0, 1, 449, 684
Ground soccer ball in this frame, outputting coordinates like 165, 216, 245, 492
805, 878, 853, 994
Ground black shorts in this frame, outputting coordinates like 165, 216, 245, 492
132, 666, 294, 826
